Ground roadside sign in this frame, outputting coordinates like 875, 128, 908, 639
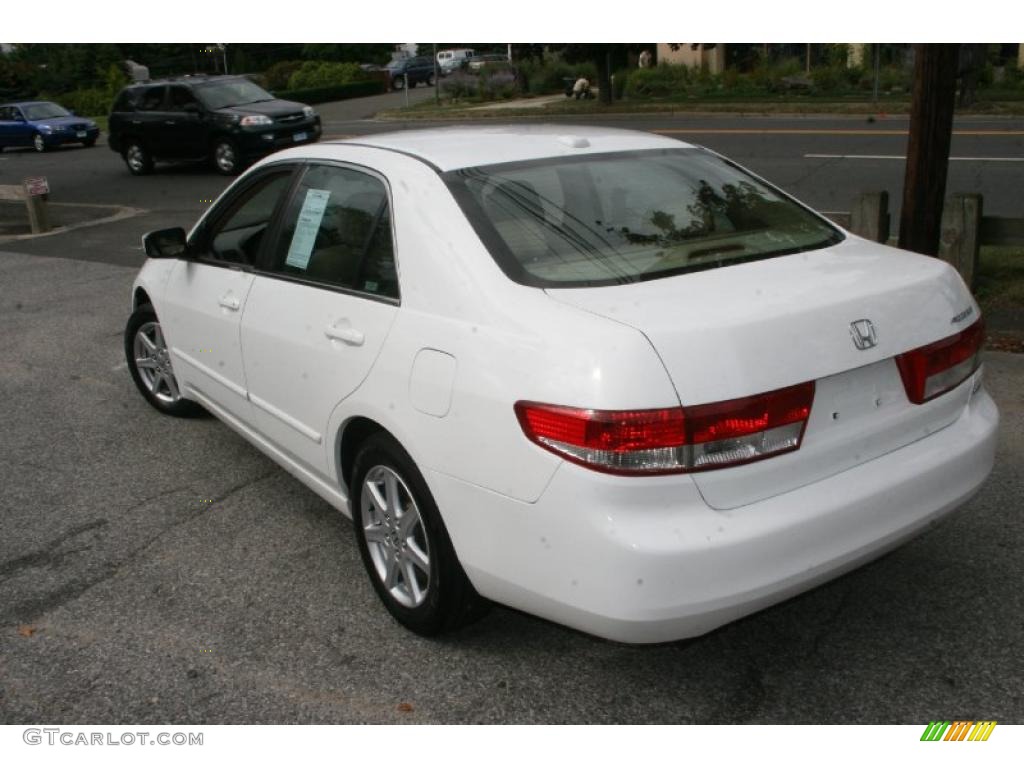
23, 176, 49, 197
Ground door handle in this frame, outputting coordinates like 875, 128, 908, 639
164, 120, 177, 125
218, 294, 241, 311
324, 325, 364, 346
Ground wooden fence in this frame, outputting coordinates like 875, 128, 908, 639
822, 192, 1024, 289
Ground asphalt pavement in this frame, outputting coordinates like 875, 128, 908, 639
0, 95, 1022, 724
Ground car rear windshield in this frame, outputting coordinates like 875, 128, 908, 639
22, 102, 71, 120
193, 79, 275, 110
443, 148, 843, 288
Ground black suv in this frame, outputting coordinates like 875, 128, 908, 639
108, 75, 321, 175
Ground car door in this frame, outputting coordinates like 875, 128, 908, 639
132, 85, 170, 157
163, 86, 208, 159
160, 165, 298, 423
0, 106, 33, 147
240, 161, 400, 476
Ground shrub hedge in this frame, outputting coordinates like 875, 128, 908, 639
275, 79, 385, 104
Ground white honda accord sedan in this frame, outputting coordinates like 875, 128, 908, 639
125, 125, 998, 643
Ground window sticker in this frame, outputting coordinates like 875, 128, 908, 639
284, 188, 331, 270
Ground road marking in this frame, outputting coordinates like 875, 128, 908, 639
655, 128, 1024, 136
804, 153, 1024, 161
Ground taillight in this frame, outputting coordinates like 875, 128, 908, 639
896, 319, 984, 404
514, 382, 815, 476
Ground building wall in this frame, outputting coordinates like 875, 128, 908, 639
656, 44, 726, 74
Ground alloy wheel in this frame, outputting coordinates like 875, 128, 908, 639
33, 134, 45, 152
360, 465, 431, 608
126, 145, 146, 172
215, 142, 236, 173
132, 321, 181, 404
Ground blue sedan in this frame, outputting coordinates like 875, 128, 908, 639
0, 101, 101, 152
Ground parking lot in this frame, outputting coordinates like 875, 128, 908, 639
1, 105, 1023, 724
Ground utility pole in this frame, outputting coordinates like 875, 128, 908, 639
898, 44, 960, 256
433, 42, 439, 105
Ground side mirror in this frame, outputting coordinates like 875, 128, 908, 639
143, 227, 188, 258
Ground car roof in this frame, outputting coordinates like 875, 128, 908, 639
3, 101, 53, 108
327, 125, 694, 172
126, 75, 241, 88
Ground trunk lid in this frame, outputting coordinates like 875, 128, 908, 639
546, 237, 979, 509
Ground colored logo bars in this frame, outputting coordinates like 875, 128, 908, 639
920, 721, 997, 741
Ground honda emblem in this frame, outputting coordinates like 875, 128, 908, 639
850, 319, 877, 350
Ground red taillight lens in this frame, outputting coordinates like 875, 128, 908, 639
514, 381, 815, 476
895, 319, 984, 404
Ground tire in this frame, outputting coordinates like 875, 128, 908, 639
211, 138, 241, 176
123, 141, 153, 175
426, 73, 435, 87
351, 432, 487, 636
83, 138, 97, 148
391, 75, 405, 91
32, 133, 47, 153
124, 304, 203, 418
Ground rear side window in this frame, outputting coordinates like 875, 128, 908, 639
444, 148, 843, 288
267, 164, 397, 299
112, 90, 135, 112
137, 86, 166, 111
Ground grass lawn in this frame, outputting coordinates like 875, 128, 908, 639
976, 247, 1024, 352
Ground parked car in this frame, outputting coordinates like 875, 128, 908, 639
467, 53, 510, 71
124, 126, 998, 643
385, 56, 436, 90
436, 48, 475, 75
107, 75, 321, 176
0, 101, 100, 152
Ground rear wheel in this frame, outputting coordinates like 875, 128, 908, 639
124, 304, 202, 418
123, 141, 153, 175
426, 73, 435, 87
391, 75, 406, 91
351, 433, 487, 636
83, 138, 97, 148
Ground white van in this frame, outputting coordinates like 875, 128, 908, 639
436, 48, 474, 75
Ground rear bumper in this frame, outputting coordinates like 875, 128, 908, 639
428, 386, 999, 644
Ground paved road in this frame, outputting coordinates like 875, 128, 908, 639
1, 108, 1021, 267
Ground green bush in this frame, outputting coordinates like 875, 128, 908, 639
623, 64, 693, 99
286, 61, 364, 91
47, 87, 113, 117
275, 79, 385, 105
515, 59, 596, 95
264, 60, 304, 91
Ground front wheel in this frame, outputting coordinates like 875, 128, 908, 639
391, 75, 406, 91
124, 304, 202, 418
83, 138, 97, 148
212, 138, 241, 175
352, 433, 487, 636
32, 133, 47, 152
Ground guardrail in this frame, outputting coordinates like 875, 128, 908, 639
822, 192, 1024, 289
